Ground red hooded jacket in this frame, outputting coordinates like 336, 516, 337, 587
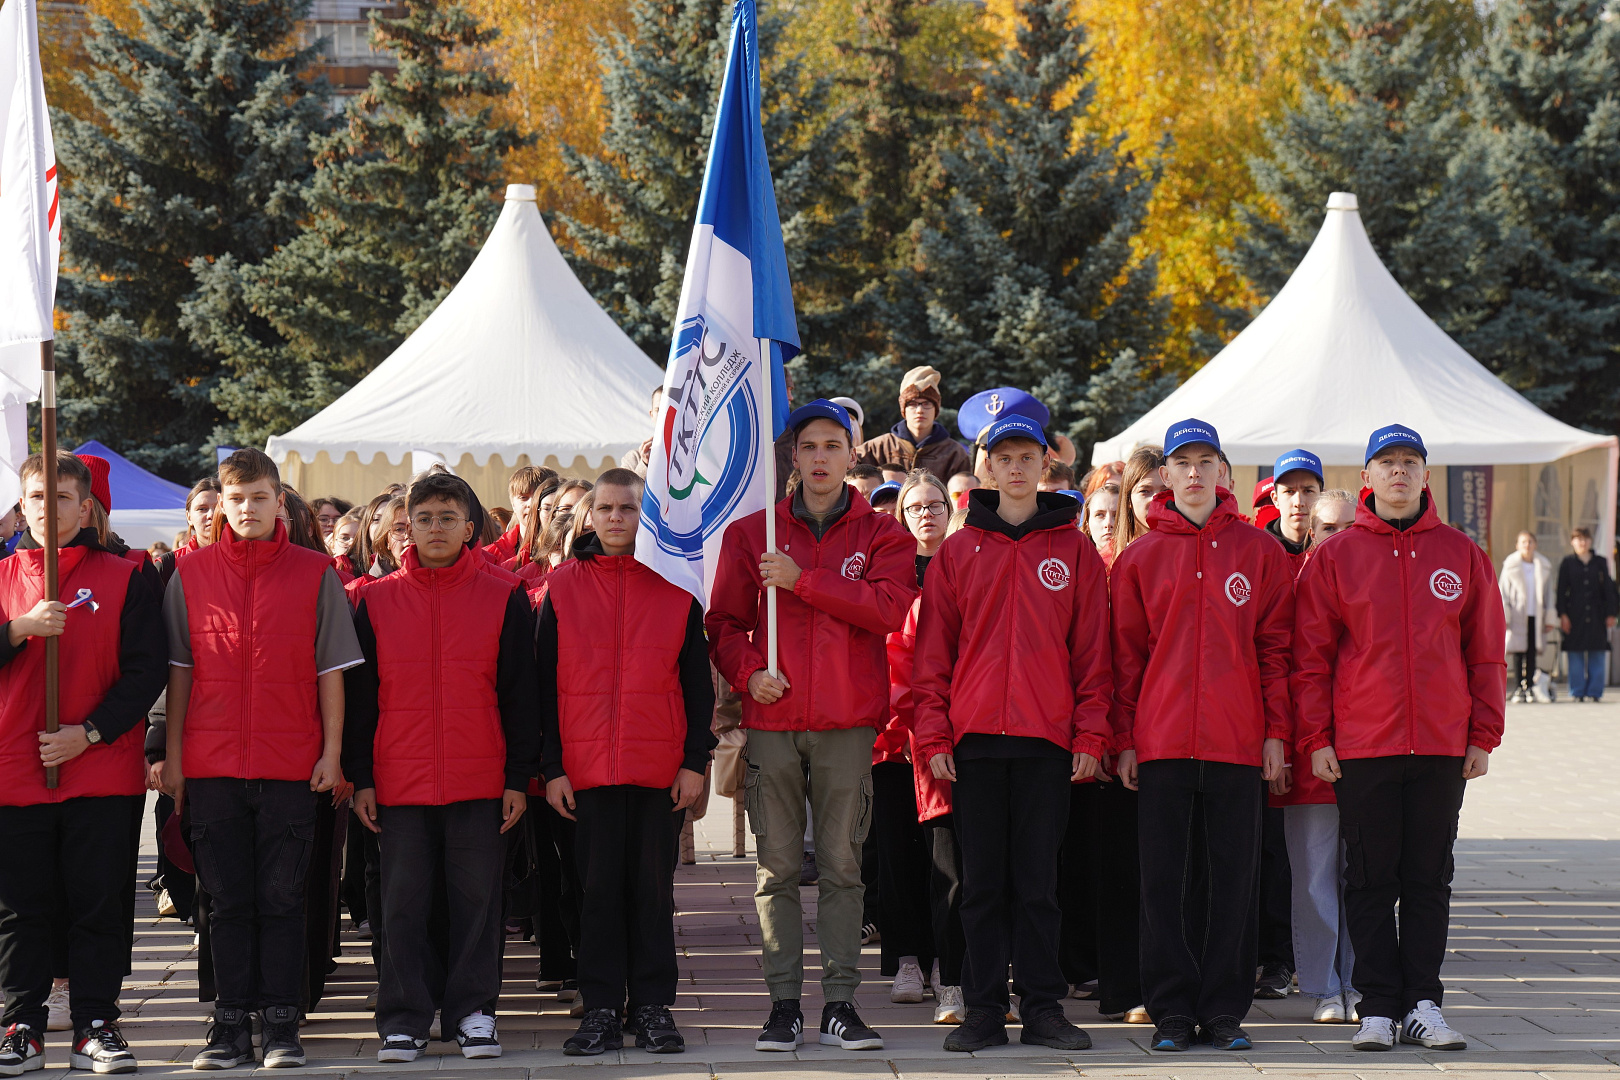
1109, 490, 1295, 767
883, 598, 953, 821
547, 550, 692, 791
0, 547, 144, 804
1292, 490, 1506, 762
178, 521, 331, 781
912, 491, 1113, 763
1267, 538, 1330, 807
706, 490, 917, 732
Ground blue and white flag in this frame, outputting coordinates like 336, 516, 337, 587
636, 0, 799, 605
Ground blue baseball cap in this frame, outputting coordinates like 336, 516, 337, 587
1365, 424, 1427, 464
983, 414, 1048, 451
1163, 418, 1221, 457
786, 398, 853, 440
1058, 488, 1084, 505
958, 387, 1050, 442
1273, 448, 1324, 486
869, 481, 901, 503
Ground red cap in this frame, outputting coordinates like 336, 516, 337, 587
77, 454, 112, 511
1251, 475, 1279, 528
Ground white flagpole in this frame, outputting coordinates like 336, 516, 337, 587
759, 336, 778, 678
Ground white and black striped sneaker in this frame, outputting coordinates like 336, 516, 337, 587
1400, 1001, 1466, 1050
819, 1001, 883, 1050
375, 1035, 427, 1063
455, 1011, 501, 1059
755, 1000, 802, 1051
0, 1023, 43, 1075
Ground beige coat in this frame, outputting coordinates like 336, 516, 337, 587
1499, 550, 1556, 654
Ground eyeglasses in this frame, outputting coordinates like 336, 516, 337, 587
411, 512, 465, 531
387, 522, 412, 537
904, 501, 949, 519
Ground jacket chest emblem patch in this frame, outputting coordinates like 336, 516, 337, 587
1037, 557, 1070, 591
841, 552, 867, 580
1224, 572, 1252, 607
1430, 568, 1463, 601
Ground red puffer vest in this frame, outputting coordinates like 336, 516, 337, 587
548, 552, 690, 791
178, 520, 332, 781
363, 547, 513, 805
0, 544, 143, 805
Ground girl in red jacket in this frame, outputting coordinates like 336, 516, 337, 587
913, 415, 1110, 1055
1293, 425, 1505, 1052
1110, 420, 1294, 1053
538, 470, 714, 1056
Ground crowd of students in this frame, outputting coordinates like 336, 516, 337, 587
0, 360, 1514, 1072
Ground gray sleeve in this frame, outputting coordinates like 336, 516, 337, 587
315, 567, 365, 675
163, 571, 193, 667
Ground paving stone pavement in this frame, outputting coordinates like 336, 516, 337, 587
39, 696, 1620, 1076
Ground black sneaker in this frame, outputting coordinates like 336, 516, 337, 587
1254, 962, 1292, 999
1150, 1015, 1196, 1052
799, 851, 819, 886
1201, 1015, 1254, 1051
1020, 1008, 1092, 1050
557, 979, 579, 1002
819, 1000, 883, 1050
630, 1004, 684, 1053
943, 1007, 1009, 1052
563, 1008, 623, 1056
192, 1008, 253, 1070
259, 1006, 304, 1068
71, 1020, 136, 1074
0, 1023, 43, 1074
755, 999, 803, 1051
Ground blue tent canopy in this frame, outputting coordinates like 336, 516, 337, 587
72, 440, 189, 511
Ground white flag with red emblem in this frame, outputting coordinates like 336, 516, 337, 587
0, 0, 60, 406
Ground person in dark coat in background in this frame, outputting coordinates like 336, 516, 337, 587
1557, 526, 1618, 701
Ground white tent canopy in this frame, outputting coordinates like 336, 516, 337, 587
1093, 192, 1614, 468
266, 184, 664, 477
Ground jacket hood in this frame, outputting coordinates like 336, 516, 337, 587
570, 531, 637, 563
15, 528, 105, 554
965, 488, 1078, 540
891, 419, 953, 448
1353, 487, 1441, 536
1143, 488, 1241, 535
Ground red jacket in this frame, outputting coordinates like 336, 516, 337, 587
178, 520, 332, 781
0, 546, 144, 804
362, 547, 512, 805
912, 492, 1113, 762
883, 598, 952, 821
516, 558, 549, 608
706, 491, 917, 731
331, 555, 356, 586
547, 551, 691, 791
1293, 489, 1506, 762
1267, 540, 1331, 807
483, 522, 522, 566
1109, 491, 1295, 767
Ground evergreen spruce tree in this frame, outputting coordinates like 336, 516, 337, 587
182, 0, 527, 449
51, 0, 330, 477
559, 0, 858, 380
1456, 0, 1620, 430
1227, 0, 1490, 327
887, 0, 1167, 453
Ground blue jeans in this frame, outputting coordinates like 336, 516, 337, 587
1568, 651, 1608, 700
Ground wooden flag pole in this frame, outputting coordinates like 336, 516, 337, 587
41, 339, 59, 789
759, 337, 778, 679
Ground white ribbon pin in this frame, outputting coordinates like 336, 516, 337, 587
64, 588, 99, 613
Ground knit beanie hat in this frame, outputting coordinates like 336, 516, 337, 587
898, 365, 942, 410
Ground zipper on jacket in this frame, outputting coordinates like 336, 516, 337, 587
1191, 526, 1205, 758
431, 574, 444, 803
611, 559, 624, 785
997, 534, 1019, 736
241, 542, 255, 777
1400, 532, 1416, 754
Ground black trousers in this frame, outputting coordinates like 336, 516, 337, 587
1514, 617, 1537, 690
376, 800, 506, 1038
153, 793, 196, 920
953, 755, 1070, 1018
872, 761, 935, 975
1137, 759, 1262, 1026
0, 796, 139, 1031
188, 778, 319, 1012
1058, 784, 1099, 988
1335, 755, 1466, 1021
1258, 804, 1295, 971
1091, 780, 1143, 1014
573, 785, 683, 1011
535, 801, 578, 981
925, 817, 967, 987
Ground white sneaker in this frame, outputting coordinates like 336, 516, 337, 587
1313, 995, 1346, 1023
928, 960, 940, 998
1343, 988, 1362, 1022
933, 985, 964, 1025
45, 984, 70, 1032
376, 1035, 427, 1062
455, 1011, 501, 1059
1006, 997, 1021, 1023
890, 960, 925, 1003
1352, 1016, 1395, 1050
1401, 1000, 1466, 1050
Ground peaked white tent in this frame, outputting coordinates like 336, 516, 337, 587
1093, 192, 1618, 566
267, 184, 664, 507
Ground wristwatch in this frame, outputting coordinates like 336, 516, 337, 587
82, 721, 102, 745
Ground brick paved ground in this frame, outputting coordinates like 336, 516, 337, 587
32, 696, 1620, 1076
